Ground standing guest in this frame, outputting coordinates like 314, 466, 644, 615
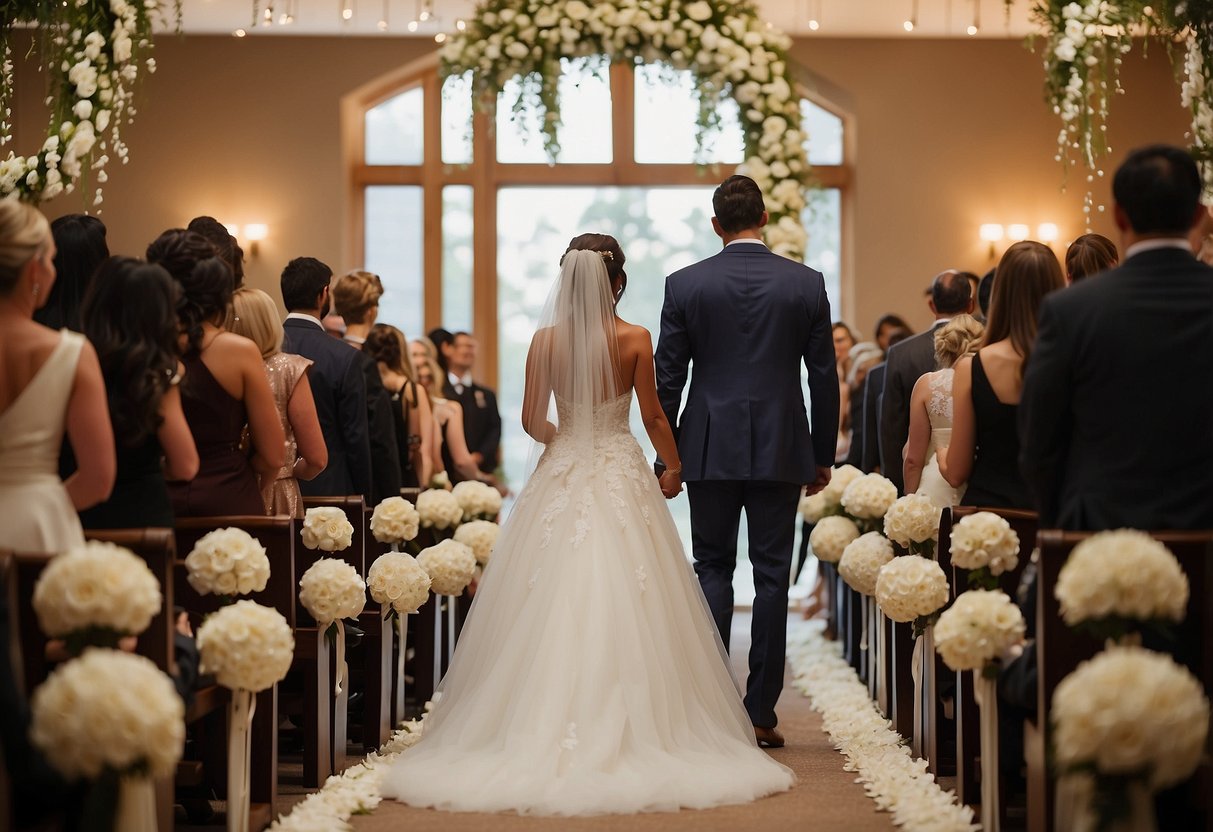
873, 313, 913, 352
831, 322, 857, 462
33, 214, 108, 332
280, 257, 374, 502
331, 270, 402, 503
187, 216, 245, 290
977, 269, 995, 318
857, 326, 911, 474
840, 341, 883, 469
148, 230, 284, 516
1064, 233, 1118, 284
441, 330, 502, 479
880, 270, 974, 492
323, 313, 347, 339
365, 324, 434, 489
0, 200, 114, 553
230, 287, 328, 517
939, 242, 1063, 508
79, 258, 199, 529
428, 327, 454, 373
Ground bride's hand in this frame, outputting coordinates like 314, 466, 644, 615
935, 446, 949, 473
658, 469, 682, 499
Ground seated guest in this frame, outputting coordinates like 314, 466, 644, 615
230, 287, 328, 517
148, 230, 284, 516
1064, 232, 1118, 283
939, 242, 1063, 508
364, 323, 435, 489
187, 215, 245, 290
79, 258, 200, 529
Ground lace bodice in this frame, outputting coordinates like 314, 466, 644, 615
553, 391, 633, 440
925, 369, 954, 432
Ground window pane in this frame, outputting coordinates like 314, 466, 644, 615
801, 99, 844, 166
442, 72, 473, 165
496, 58, 612, 164
634, 64, 744, 164
366, 87, 424, 165
364, 186, 423, 338
442, 186, 473, 332
803, 187, 842, 315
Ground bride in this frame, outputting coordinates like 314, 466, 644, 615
380, 234, 793, 815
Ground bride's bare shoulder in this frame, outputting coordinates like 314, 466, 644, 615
613, 318, 652, 347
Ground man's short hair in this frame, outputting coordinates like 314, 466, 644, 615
281, 257, 333, 312
712, 175, 766, 234
931, 270, 973, 315
1112, 145, 1202, 236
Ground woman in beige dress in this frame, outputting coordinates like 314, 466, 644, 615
230, 288, 328, 517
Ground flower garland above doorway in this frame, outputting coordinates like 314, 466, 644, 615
440, 0, 815, 260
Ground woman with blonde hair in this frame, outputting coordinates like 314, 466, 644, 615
0, 200, 114, 552
903, 314, 984, 507
229, 287, 327, 516
363, 323, 434, 488
331, 269, 383, 346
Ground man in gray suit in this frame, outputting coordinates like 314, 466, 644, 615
879, 271, 974, 493
656, 175, 838, 747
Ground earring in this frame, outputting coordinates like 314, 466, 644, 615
32, 283, 40, 297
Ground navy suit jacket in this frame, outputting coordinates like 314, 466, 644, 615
282, 317, 372, 500
1019, 247, 1213, 530
879, 321, 945, 493
655, 242, 838, 483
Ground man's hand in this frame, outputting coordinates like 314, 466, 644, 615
805, 465, 832, 496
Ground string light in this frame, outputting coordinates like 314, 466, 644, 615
903, 0, 918, 31
378, 0, 389, 30
807, 0, 821, 31
341, 0, 354, 22
967, 0, 980, 35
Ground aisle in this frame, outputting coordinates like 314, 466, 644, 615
352, 612, 895, 832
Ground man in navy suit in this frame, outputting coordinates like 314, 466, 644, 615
656, 175, 838, 746
280, 257, 373, 501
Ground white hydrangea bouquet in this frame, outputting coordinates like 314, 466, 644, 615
417, 539, 477, 597
948, 511, 1020, 591
808, 515, 860, 564
185, 526, 271, 601
454, 520, 500, 566
1053, 646, 1209, 831
837, 532, 894, 597
799, 464, 863, 523
1055, 529, 1189, 643
370, 496, 421, 551
31, 540, 161, 654
883, 493, 941, 556
416, 488, 465, 533
31, 649, 184, 830
840, 472, 898, 533
451, 480, 503, 522
301, 506, 355, 552
875, 555, 950, 635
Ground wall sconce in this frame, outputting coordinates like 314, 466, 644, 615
980, 221, 1061, 259
980, 223, 1004, 259
1036, 223, 1060, 243
1007, 223, 1030, 242
243, 223, 269, 256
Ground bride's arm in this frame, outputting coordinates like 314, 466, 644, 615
630, 328, 683, 496
522, 330, 557, 444
902, 376, 931, 495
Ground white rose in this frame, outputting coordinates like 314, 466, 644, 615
684, 1, 712, 22
838, 532, 895, 596
798, 491, 828, 523
809, 515, 861, 563
366, 552, 431, 614
948, 512, 1020, 574
882, 494, 941, 548
370, 496, 421, 544
840, 473, 898, 520
1055, 529, 1189, 627
875, 555, 950, 623
299, 558, 366, 624
301, 507, 355, 552
417, 539, 477, 596
453, 519, 499, 565
934, 589, 1025, 671
416, 488, 464, 530
185, 527, 270, 597
32, 541, 162, 638
197, 601, 294, 692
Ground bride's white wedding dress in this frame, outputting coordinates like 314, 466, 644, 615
916, 368, 965, 509
380, 391, 794, 815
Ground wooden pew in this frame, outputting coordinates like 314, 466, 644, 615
175, 516, 297, 825
1027, 529, 1213, 832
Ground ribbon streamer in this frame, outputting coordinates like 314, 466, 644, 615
911, 632, 925, 758
859, 595, 869, 651
395, 610, 408, 720
225, 689, 256, 832
975, 672, 1001, 832
447, 597, 457, 665
114, 774, 157, 832
333, 619, 347, 697
433, 598, 443, 690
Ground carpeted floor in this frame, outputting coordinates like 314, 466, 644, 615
350, 612, 896, 832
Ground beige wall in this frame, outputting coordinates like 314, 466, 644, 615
12, 33, 1189, 335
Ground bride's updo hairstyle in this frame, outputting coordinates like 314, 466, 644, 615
0, 199, 51, 296
933, 314, 984, 370
564, 233, 627, 301
146, 228, 234, 352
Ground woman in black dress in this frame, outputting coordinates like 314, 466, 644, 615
78, 258, 199, 529
940, 241, 1064, 509
363, 323, 432, 489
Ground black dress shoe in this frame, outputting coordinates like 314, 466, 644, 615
754, 726, 785, 748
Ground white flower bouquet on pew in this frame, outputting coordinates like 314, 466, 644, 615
451, 480, 503, 522
301, 506, 355, 552
1055, 529, 1189, 642
838, 532, 894, 597
875, 555, 950, 635
196, 600, 294, 693
32, 540, 162, 653
933, 589, 1025, 674
808, 515, 861, 564
416, 488, 465, 532
367, 552, 432, 616
840, 473, 898, 533
184, 527, 271, 600
799, 464, 864, 523
417, 539, 477, 596
370, 496, 421, 549
299, 559, 367, 626
882, 493, 941, 557
1053, 646, 1209, 830
454, 519, 500, 566
948, 511, 1020, 590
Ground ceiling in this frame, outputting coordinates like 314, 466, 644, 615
178, 0, 1037, 38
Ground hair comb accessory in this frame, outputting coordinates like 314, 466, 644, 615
599, 250, 614, 261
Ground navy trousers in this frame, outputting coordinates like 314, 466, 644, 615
686, 479, 802, 729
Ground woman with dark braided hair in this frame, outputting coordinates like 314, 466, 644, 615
147, 229, 284, 516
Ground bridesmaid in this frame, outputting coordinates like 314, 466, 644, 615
229, 287, 327, 516
363, 323, 433, 489
78, 258, 200, 529
147, 230, 284, 517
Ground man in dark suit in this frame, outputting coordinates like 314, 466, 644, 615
441, 331, 502, 479
280, 257, 373, 501
1020, 144, 1213, 531
879, 271, 974, 493
656, 174, 838, 747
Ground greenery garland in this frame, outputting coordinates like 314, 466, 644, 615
0, 0, 171, 205
439, 0, 814, 260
